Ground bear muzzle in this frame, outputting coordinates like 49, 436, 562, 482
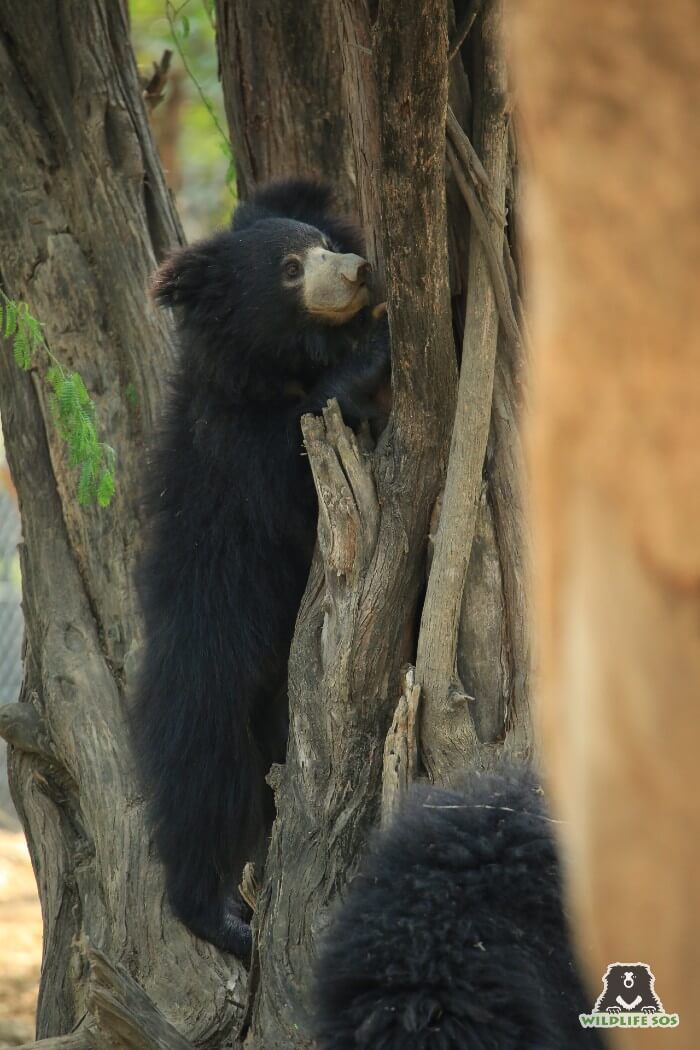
303, 246, 371, 324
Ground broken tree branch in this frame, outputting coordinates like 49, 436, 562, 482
9, 1034, 92, 1050
0, 702, 52, 758
449, 0, 486, 60
381, 666, 421, 827
140, 50, 172, 111
87, 945, 195, 1050
447, 128, 522, 348
9, 944, 195, 1050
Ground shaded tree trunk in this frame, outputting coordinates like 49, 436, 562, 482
216, 0, 354, 208
212, 0, 530, 1044
239, 0, 457, 1041
0, 1, 244, 1043
1, 0, 529, 1047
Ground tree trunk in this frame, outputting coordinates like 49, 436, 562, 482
216, 0, 355, 208
215, 0, 531, 780
1, 1, 530, 1047
239, 3, 457, 1041
0, 1, 245, 1043
212, 0, 529, 1044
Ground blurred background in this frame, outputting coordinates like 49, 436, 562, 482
0, 3, 229, 1043
131, 0, 233, 238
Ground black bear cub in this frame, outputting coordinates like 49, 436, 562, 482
314, 770, 605, 1049
132, 180, 389, 959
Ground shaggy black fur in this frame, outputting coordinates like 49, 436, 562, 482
131, 179, 388, 959
314, 770, 605, 1049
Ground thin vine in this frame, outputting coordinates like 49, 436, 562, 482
165, 0, 236, 195
1, 290, 116, 508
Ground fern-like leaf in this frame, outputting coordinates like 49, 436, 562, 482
77, 460, 96, 506
2, 292, 118, 508
12, 326, 31, 370
96, 470, 115, 508
4, 300, 17, 338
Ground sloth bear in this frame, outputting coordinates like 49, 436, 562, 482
132, 180, 389, 959
314, 770, 605, 1049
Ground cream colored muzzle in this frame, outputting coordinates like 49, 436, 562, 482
302, 246, 370, 324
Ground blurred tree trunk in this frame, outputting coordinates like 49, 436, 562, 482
0, 0, 529, 1048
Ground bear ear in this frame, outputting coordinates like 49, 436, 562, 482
150, 238, 227, 310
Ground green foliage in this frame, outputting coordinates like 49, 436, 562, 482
1, 291, 116, 508
130, 0, 234, 236
166, 0, 235, 195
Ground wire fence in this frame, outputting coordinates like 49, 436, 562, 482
0, 460, 23, 826
0, 487, 22, 706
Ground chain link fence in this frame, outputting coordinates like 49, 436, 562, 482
0, 447, 23, 828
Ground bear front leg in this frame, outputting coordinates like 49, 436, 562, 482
302, 324, 390, 426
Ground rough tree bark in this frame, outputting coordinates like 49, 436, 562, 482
216, 1, 529, 1045
239, 2, 457, 1043
0, 1, 244, 1044
216, 0, 531, 779
216, 0, 355, 208
1, 0, 530, 1047
418, 0, 530, 777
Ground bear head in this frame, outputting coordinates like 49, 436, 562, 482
151, 217, 370, 353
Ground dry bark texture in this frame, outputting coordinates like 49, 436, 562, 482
0, 1, 532, 1046
512, 2, 700, 1046
417, 0, 531, 777
215, 0, 355, 208
239, 2, 458, 1043
0, 0, 245, 1043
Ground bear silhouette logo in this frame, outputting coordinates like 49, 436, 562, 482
594, 963, 663, 1014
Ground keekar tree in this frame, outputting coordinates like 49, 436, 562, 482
0, 1, 528, 1047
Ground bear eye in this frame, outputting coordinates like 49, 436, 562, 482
283, 257, 303, 279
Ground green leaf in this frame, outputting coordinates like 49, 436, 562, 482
180, 13, 190, 38
48, 392, 61, 425
96, 470, 115, 508
2, 292, 116, 508
46, 365, 63, 390
4, 300, 17, 337
58, 375, 80, 422
12, 326, 31, 370
24, 313, 43, 348
71, 371, 92, 408
77, 461, 96, 506
67, 412, 93, 466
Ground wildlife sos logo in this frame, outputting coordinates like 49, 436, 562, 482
579, 963, 680, 1030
